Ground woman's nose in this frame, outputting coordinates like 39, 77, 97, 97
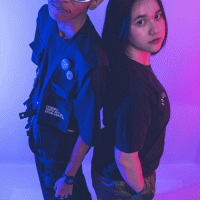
149, 22, 159, 36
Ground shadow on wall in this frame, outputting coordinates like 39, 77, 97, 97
194, 144, 200, 164
160, 103, 200, 164
154, 183, 200, 200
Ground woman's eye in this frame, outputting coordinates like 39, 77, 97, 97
137, 20, 145, 25
155, 13, 162, 20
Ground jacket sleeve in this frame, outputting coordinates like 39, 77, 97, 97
34, 4, 47, 40
74, 66, 108, 147
30, 5, 47, 68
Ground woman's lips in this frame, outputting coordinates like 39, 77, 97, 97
149, 38, 162, 44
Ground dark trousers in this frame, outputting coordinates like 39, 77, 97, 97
35, 155, 92, 200
92, 168, 156, 200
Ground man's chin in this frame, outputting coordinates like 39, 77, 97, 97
48, 5, 67, 21
49, 11, 65, 21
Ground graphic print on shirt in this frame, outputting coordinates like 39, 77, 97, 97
45, 105, 64, 120
158, 91, 168, 113
160, 92, 167, 106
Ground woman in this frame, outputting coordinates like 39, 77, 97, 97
92, 0, 170, 199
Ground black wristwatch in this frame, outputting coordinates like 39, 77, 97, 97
63, 174, 75, 185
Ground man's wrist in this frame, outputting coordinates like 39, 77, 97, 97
62, 173, 75, 185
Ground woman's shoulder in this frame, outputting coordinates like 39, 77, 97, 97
107, 58, 149, 95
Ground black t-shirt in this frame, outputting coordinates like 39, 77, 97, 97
92, 57, 170, 179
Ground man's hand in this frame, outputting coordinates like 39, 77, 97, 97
54, 177, 73, 199
53, 135, 89, 199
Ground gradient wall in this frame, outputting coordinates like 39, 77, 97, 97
0, 0, 199, 167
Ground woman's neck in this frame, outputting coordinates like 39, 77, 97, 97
125, 42, 150, 66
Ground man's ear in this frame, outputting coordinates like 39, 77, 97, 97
88, 0, 103, 10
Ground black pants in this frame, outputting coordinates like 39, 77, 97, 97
92, 168, 156, 200
35, 155, 92, 200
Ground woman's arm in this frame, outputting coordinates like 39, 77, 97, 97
115, 147, 144, 193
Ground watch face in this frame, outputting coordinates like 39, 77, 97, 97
68, 179, 74, 184
64, 176, 75, 185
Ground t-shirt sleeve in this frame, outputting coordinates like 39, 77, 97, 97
74, 66, 108, 147
114, 92, 151, 153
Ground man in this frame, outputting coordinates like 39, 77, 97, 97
19, 0, 108, 199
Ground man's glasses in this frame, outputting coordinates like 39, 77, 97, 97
51, 0, 91, 4
74, 0, 91, 2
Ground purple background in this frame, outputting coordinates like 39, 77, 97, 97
0, 0, 199, 166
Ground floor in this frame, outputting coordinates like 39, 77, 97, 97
1, 148, 200, 200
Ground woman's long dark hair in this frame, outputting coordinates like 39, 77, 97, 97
102, 0, 168, 62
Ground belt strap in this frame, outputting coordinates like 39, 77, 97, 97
19, 109, 37, 119
67, 129, 76, 132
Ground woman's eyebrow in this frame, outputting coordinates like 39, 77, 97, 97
134, 14, 147, 21
134, 9, 162, 21
155, 9, 162, 14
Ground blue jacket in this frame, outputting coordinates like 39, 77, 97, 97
21, 5, 108, 142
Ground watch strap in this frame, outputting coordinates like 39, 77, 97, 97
63, 174, 75, 185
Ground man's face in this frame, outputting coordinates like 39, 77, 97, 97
48, 0, 91, 22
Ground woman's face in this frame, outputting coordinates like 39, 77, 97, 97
126, 0, 166, 54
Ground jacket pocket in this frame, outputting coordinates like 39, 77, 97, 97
37, 86, 74, 133
29, 38, 45, 66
